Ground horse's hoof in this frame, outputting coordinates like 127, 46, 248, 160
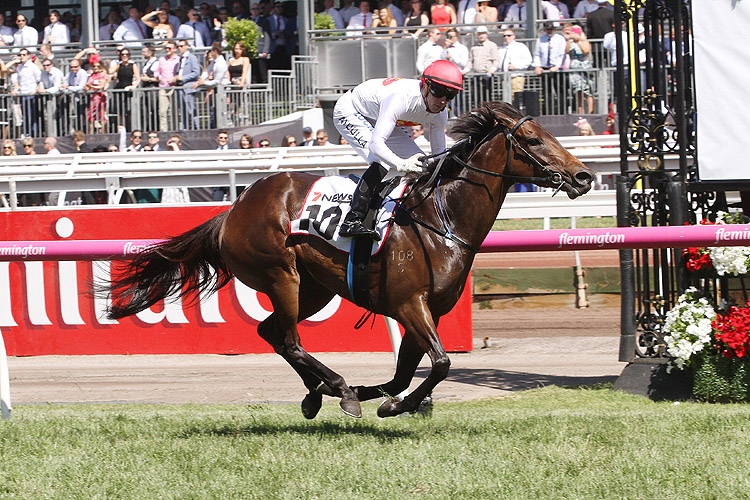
301, 392, 323, 420
339, 399, 362, 418
377, 398, 400, 418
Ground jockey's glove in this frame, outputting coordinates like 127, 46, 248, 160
396, 154, 425, 174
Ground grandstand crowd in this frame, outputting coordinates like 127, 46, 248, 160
1, 0, 629, 205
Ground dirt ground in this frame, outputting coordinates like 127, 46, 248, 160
5, 303, 624, 407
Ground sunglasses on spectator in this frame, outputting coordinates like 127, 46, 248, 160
428, 83, 458, 101
259, 142, 270, 147
23, 144, 33, 148
148, 134, 159, 139
108, 147, 119, 152
43, 63, 52, 67
2, 146, 12, 149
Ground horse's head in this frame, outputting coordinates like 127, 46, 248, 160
450, 103, 594, 199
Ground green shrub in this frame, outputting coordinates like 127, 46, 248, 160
223, 17, 261, 57
315, 13, 335, 31
693, 354, 750, 402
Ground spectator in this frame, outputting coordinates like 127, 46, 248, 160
228, 41, 251, 87
268, 2, 294, 70
146, 131, 163, 151
99, 11, 122, 42
166, 134, 183, 150
573, 0, 600, 19
403, 0, 429, 39
281, 135, 298, 147
113, 7, 148, 48
211, 129, 234, 201
371, 5, 398, 37
533, 22, 567, 114
496, 0, 515, 21
462, 26, 498, 103
177, 9, 210, 48
140, 45, 159, 88
160, 0, 182, 34
541, 0, 571, 20
230, 0, 250, 20
301, 126, 314, 146
503, 0, 526, 29
250, 3, 272, 84
381, 0, 405, 24
155, 41, 180, 131
411, 124, 429, 147
442, 27, 469, 72
417, 28, 444, 73
172, 40, 200, 129
20, 137, 36, 154
533, 22, 566, 74
44, 136, 60, 154
258, 138, 271, 148
141, 9, 174, 42
1, 139, 16, 155
563, 23, 594, 114
456, 0, 478, 26
497, 28, 532, 99
475, 0, 498, 23
239, 134, 254, 149
72, 130, 92, 153
602, 112, 616, 135
43, 10, 70, 50
315, 129, 332, 146
322, 0, 345, 30
110, 47, 141, 131
347, 1, 374, 33
575, 117, 595, 136
197, 42, 228, 88
0, 13, 15, 52
586, 0, 615, 40
431, 0, 457, 29
61, 57, 89, 132
211, 7, 230, 46
9, 49, 41, 137
35, 43, 56, 68
339, 0, 360, 26
83, 57, 109, 133
39, 58, 64, 94
124, 129, 144, 151
13, 15, 39, 52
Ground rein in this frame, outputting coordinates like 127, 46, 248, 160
400, 114, 565, 253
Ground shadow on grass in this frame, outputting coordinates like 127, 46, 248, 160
178, 419, 418, 441
419, 367, 617, 393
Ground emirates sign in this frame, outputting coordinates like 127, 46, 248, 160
0, 206, 472, 356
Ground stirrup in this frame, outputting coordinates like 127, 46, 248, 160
339, 220, 381, 241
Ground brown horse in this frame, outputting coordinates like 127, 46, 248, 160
105, 102, 593, 418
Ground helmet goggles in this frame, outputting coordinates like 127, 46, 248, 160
427, 81, 459, 101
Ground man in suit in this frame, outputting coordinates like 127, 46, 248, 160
212, 129, 234, 201
176, 9, 210, 48
113, 7, 148, 48
171, 40, 201, 129
250, 2, 272, 83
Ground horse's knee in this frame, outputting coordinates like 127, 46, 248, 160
432, 355, 451, 381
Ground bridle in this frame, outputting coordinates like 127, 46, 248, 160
401, 115, 567, 253
422, 115, 565, 195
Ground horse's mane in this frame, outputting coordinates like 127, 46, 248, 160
449, 102, 524, 144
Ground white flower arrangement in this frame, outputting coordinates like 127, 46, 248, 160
707, 211, 750, 277
663, 287, 716, 371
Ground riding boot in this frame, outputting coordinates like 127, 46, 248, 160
339, 162, 387, 241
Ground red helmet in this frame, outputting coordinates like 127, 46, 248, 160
420, 60, 463, 91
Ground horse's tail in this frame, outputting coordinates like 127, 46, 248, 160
105, 211, 231, 320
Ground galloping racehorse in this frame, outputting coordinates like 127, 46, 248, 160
105, 102, 594, 418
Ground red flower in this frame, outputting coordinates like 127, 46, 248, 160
712, 301, 750, 359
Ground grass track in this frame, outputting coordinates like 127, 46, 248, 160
1, 385, 749, 499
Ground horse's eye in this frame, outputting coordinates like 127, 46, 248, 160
527, 138, 542, 146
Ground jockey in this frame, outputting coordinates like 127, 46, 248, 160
334, 59, 464, 241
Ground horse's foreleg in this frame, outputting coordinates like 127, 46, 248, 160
376, 300, 450, 418
351, 331, 425, 401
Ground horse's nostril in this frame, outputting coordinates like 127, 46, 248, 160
575, 170, 594, 186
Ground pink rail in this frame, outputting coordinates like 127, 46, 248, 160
1, 224, 749, 261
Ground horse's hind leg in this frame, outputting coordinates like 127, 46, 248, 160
258, 272, 361, 419
351, 331, 426, 402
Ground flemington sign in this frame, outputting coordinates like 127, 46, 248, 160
0, 206, 473, 356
